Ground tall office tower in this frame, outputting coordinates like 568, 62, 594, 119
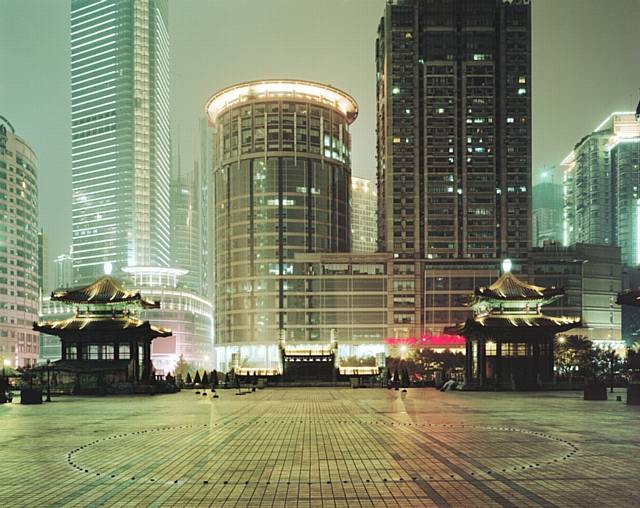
54, 250, 75, 289
71, 0, 170, 283
351, 176, 378, 252
562, 112, 640, 265
207, 80, 357, 366
532, 169, 562, 246
199, 117, 214, 300
0, 116, 40, 367
170, 165, 201, 294
37, 229, 49, 295
376, 0, 531, 260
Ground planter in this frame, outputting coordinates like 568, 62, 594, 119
583, 383, 607, 401
627, 384, 640, 405
20, 387, 43, 405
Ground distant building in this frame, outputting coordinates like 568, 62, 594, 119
122, 267, 213, 374
530, 242, 622, 346
532, 175, 563, 246
562, 112, 640, 265
199, 117, 214, 300
170, 167, 202, 295
351, 176, 377, 252
37, 229, 49, 295
0, 115, 40, 367
54, 250, 74, 289
376, 0, 531, 261
71, 0, 171, 283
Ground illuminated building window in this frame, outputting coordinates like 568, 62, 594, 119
119, 343, 130, 359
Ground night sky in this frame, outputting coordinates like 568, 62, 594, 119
1, 0, 639, 269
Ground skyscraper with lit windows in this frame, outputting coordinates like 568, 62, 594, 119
376, 0, 531, 261
562, 112, 640, 265
71, 0, 170, 283
351, 176, 377, 252
0, 116, 40, 367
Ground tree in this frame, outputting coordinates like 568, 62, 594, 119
186, 372, 193, 385
201, 371, 209, 386
174, 355, 189, 384
212, 370, 219, 387
193, 371, 202, 385
401, 367, 410, 388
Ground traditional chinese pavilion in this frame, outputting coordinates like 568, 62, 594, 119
446, 266, 580, 390
33, 276, 171, 394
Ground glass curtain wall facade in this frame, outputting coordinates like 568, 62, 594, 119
170, 168, 202, 295
0, 117, 40, 367
71, 0, 170, 283
351, 176, 378, 252
206, 80, 358, 370
376, 0, 531, 261
562, 112, 640, 265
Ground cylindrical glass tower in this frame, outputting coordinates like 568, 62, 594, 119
0, 116, 39, 368
206, 80, 358, 371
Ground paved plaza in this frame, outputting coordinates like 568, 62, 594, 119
0, 388, 638, 507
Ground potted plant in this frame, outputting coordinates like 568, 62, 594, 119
583, 347, 608, 401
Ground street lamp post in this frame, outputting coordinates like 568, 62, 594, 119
609, 349, 616, 394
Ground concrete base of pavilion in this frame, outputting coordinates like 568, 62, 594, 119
33, 360, 179, 395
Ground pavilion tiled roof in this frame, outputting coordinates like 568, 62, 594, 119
51, 276, 159, 308
475, 272, 564, 301
445, 314, 581, 337
33, 316, 171, 340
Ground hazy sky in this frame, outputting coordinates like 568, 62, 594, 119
1, 0, 639, 268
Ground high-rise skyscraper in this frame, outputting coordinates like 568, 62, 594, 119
351, 176, 377, 252
0, 116, 40, 367
562, 112, 640, 265
532, 169, 562, 247
37, 228, 49, 295
200, 117, 214, 301
376, 0, 531, 261
71, 0, 170, 283
170, 165, 201, 295
207, 80, 357, 370
54, 250, 74, 289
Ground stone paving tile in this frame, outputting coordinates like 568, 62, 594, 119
0, 388, 639, 507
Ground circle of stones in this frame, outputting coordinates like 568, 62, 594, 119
66, 420, 578, 485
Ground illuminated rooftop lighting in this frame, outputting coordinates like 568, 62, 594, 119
103, 261, 113, 275
122, 266, 189, 277
205, 79, 359, 124
502, 258, 512, 273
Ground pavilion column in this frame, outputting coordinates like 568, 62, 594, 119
465, 338, 473, 384
144, 340, 152, 382
548, 336, 555, 382
495, 341, 502, 387
132, 340, 139, 382
533, 341, 541, 386
61, 341, 67, 361
478, 339, 486, 388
